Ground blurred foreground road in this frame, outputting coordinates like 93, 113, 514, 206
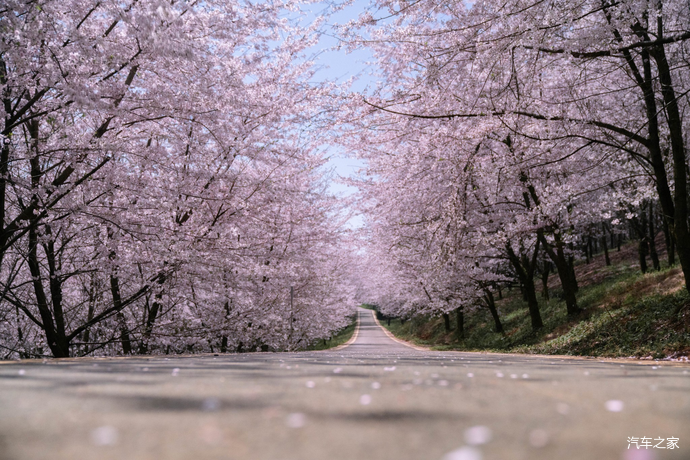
0, 308, 688, 460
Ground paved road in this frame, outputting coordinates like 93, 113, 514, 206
0, 308, 688, 460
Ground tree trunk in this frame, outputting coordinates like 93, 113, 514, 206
25, 125, 70, 357
650, 39, 690, 295
220, 300, 231, 353
639, 239, 649, 274
110, 275, 132, 355
0, 129, 10, 269
139, 294, 161, 354
523, 275, 542, 329
662, 214, 675, 266
506, 240, 543, 330
28, 226, 69, 358
634, 210, 649, 274
612, 22, 690, 291
520, 281, 528, 302
454, 307, 464, 340
601, 223, 611, 266
540, 261, 550, 300
648, 202, 660, 271
568, 243, 578, 293
42, 224, 70, 355
443, 313, 451, 332
83, 274, 97, 355
538, 231, 581, 316
483, 289, 503, 333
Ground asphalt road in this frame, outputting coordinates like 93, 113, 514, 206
0, 308, 688, 460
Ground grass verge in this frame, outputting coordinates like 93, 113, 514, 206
304, 317, 357, 351
378, 259, 690, 359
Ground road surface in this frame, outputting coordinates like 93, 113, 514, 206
0, 308, 688, 460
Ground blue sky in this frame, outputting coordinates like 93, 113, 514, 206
300, 1, 375, 220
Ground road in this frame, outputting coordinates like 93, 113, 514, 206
0, 308, 688, 460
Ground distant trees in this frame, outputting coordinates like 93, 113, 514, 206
342, 0, 689, 331
0, 0, 354, 358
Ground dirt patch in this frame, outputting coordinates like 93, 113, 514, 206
622, 268, 683, 298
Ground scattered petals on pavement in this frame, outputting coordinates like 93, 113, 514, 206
464, 425, 492, 445
605, 400, 625, 412
90, 425, 119, 446
441, 446, 483, 460
286, 413, 306, 428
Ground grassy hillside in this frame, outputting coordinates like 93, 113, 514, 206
377, 242, 690, 359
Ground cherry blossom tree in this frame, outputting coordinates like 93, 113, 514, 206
340, 0, 687, 328
0, 0, 356, 358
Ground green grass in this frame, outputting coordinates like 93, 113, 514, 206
304, 317, 357, 351
378, 264, 690, 359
